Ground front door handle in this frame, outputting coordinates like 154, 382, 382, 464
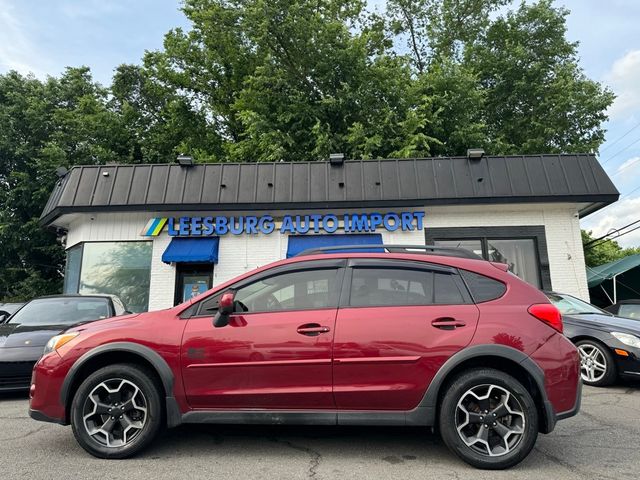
297, 323, 331, 336
431, 317, 466, 330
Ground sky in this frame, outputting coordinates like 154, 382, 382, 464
0, 0, 639, 247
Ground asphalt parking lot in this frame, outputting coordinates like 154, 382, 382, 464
1, 383, 639, 480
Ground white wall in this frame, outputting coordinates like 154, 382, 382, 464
424, 204, 588, 300
59, 202, 589, 311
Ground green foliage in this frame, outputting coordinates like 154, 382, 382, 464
582, 230, 640, 269
0, 1, 618, 300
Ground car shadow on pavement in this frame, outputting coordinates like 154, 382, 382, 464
0, 391, 29, 401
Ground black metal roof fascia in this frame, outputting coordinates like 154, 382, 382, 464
39, 154, 620, 226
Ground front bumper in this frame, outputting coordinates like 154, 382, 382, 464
610, 344, 640, 378
0, 360, 36, 391
28, 352, 69, 425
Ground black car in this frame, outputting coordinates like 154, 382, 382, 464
604, 299, 640, 320
546, 292, 640, 387
0, 294, 127, 392
0, 303, 25, 320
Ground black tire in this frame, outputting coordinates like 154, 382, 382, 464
575, 339, 617, 387
438, 368, 538, 470
70, 363, 163, 458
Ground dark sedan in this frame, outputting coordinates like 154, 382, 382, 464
546, 292, 640, 387
0, 294, 126, 392
604, 299, 640, 320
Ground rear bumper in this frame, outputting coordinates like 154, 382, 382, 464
556, 374, 582, 421
529, 333, 582, 431
28, 408, 65, 425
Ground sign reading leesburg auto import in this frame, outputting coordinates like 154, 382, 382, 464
141, 211, 425, 237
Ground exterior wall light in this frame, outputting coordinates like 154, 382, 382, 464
329, 153, 345, 166
176, 154, 194, 167
467, 148, 485, 160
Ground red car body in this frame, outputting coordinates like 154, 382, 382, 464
29, 252, 580, 436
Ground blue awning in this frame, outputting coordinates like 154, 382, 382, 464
162, 237, 220, 264
286, 234, 383, 258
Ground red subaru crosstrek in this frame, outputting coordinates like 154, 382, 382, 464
29, 246, 580, 469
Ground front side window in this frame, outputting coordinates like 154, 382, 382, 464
349, 268, 469, 307
8, 297, 111, 326
64, 242, 152, 313
233, 268, 340, 313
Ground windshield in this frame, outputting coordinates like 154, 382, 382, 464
546, 293, 608, 316
8, 297, 111, 326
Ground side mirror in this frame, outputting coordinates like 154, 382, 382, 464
213, 291, 236, 328
0, 310, 9, 323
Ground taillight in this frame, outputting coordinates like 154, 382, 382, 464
528, 303, 563, 333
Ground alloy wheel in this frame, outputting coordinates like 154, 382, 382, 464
81, 378, 148, 448
455, 384, 526, 457
578, 344, 607, 383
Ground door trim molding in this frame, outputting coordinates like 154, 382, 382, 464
186, 358, 332, 368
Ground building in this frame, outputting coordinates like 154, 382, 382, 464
40, 153, 618, 312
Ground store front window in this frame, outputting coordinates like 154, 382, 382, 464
427, 227, 549, 289
63, 242, 153, 312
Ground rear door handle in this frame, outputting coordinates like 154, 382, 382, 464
297, 323, 331, 336
431, 317, 466, 330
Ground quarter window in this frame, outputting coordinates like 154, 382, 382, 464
460, 270, 506, 303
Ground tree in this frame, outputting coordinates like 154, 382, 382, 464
0, 1, 619, 300
467, 1, 614, 154
582, 230, 640, 268
0, 68, 130, 300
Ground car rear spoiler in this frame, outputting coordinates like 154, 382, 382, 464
491, 262, 510, 272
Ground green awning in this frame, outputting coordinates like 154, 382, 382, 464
587, 254, 640, 288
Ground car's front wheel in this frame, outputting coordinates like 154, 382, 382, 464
576, 339, 617, 387
70, 363, 163, 458
439, 368, 538, 469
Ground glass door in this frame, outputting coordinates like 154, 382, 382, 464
175, 264, 213, 305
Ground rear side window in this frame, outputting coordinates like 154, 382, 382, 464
460, 270, 506, 303
349, 268, 470, 306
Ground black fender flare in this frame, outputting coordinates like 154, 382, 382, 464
60, 342, 182, 427
417, 344, 556, 432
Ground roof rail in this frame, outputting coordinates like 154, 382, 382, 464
295, 244, 482, 260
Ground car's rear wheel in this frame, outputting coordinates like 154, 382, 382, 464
576, 340, 617, 387
71, 364, 163, 458
439, 368, 538, 470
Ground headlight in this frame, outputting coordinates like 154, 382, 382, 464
611, 332, 640, 349
43, 332, 79, 355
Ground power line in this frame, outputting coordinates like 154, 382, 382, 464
600, 135, 640, 166
600, 120, 640, 155
586, 223, 640, 250
584, 218, 640, 247
612, 156, 640, 177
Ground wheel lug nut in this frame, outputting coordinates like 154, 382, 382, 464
493, 422, 497, 426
